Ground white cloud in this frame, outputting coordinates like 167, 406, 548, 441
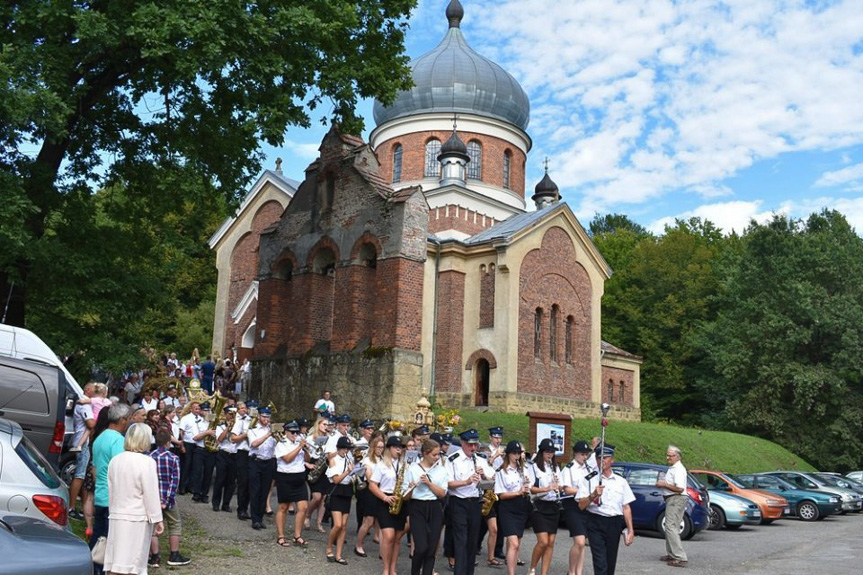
815, 162, 863, 188
646, 200, 778, 235
281, 139, 320, 162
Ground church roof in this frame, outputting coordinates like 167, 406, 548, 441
601, 340, 643, 361
372, 0, 530, 131
462, 204, 558, 245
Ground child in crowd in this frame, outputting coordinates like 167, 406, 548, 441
69, 383, 112, 452
149, 429, 191, 567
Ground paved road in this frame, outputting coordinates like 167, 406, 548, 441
178, 496, 863, 575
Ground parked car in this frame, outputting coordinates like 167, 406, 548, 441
737, 473, 841, 521
706, 490, 762, 530
812, 472, 863, 499
845, 471, 863, 482
612, 462, 711, 540
0, 417, 68, 527
0, 514, 91, 574
690, 469, 789, 524
761, 471, 863, 514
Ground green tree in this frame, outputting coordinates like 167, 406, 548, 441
695, 211, 863, 470
0, 0, 415, 332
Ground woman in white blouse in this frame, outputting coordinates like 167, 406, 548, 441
325, 435, 355, 564
369, 436, 408, 575
355, 436, 384, 558
528, 439, 562, 575
560, 441, 593, 575
274, 421, 310, 548
403, 439, 448, 575
494, 441, 532, 575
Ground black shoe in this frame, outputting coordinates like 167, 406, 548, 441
148, 553, 161, 568
167, 551, 191, 566
252, 522, 264, 530
191, 496, 203, 503
212, 506, 220, 512
200, 496, 210, 504
238, 512, 250, 521
68, 509, 84, 521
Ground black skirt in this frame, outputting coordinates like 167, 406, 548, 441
498, 497, 530, 538
375, 494, 408, 531
328, 483, 354, 514
562, 498, 587, 537
310, 473, 331, 494
277, 471, 309, 504
531, 499, 561, 534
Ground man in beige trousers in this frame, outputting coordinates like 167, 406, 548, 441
656, 445, 688, 568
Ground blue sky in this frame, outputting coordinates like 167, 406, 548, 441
262, 0, 863, 235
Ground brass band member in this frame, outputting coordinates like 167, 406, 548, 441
445, 429, 490, 575
355, 436, 385, 557
403, 439, 448, 575
479, 426, 505, 566
325, 436, 356, 564
177, 402, 201, 495
247, 406, 276, 530
494, 441, 531, 575
561, 441, 593, 575
190, 402, 216, 503
576, 445, 635, 575
211, 406, 237, 512
230, 401, 252, 520
370, 436, 408, 575
306, 416, 332, 533
528, 439, 562, 575
274, 421, 310, 548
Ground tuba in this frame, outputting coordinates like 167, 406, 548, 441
203, 392, 228, 453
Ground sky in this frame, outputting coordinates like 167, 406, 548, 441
261, 0, 863, 236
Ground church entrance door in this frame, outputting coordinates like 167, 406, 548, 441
474, 359, 490, 406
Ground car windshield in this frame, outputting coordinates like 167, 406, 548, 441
723, 473, 747, 489
14, 434, 62, 489
816, 474, 845, 487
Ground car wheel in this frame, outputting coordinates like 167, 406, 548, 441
659, 512, 693, 540
59, 451, 77, 486
725, 524, 742, 530
796, 501, 820, 521
709, 505, 726, 530
761, 518, 774, 525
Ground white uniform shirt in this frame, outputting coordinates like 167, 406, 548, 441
327, 453, 354, 485
528, 461, 562, 502
247, 425, 275, 460
231, 414, 251, 451
404, 460, 448, 501
193, 415, 210, 448
487, 442, 505, 469
179, 412, 202, 445
663, 460, 688, 496
561, 460, 591, 499
446, 450, 488, 499
164, 395, 181, 409
216, 423, 236, 453
325, 431, 349, 455
371, 459, 402, 493
576, 471, 636, 517
275, 438, 305, 473
494, 464, 528, 496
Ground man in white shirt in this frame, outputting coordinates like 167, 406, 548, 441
231, 402, 253, 520
446, 429, 492, 575
577, 445, 635, 575
325, 413, 352, 459
178, 402, 202, 495
314, 390, 335, 416
656, 445, 688, 567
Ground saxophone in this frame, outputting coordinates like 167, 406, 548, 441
388, 456, 407, 515
203, 392, 228, 453
481, 486, 499, 516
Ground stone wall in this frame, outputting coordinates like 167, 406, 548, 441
434, 391, 641, 422
249, 349, 424, 422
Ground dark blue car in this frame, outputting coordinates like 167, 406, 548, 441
612, 462, 711, 540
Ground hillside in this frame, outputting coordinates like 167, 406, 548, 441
453, 410, 816, 473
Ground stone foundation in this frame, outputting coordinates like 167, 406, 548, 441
434, 391, 641, 421
249, 349, 423, 421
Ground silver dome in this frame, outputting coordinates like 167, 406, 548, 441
373, 2, 530, 131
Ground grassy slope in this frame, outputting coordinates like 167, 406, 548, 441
456, 410, 816, 473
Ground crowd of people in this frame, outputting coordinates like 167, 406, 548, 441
67, 357, 688, 575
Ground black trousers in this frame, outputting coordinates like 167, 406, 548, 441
450, 497, 482, 575
91, 505, 110, 575
179, 442, 196, 493
235, 449, 250, 514
443, 498, 454, 559
212, 451, 237, 509
193, 447, 216, 498
249, 457, 276, 524
409, 499, 444, 575
586, 513, 626, 575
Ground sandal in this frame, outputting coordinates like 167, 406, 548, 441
293, 536, 308, 547
517, 560, 525, 566
327, 554, 335, 563
277, 537, 291, 547
316, 524, 326, 533
335, 558, 348, 565
668, 560, 688, 568
488, 559, 504, 567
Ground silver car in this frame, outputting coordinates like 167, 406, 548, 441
765, 471, 863, 514
0, 417, 70, 527
0, 514, 91, 574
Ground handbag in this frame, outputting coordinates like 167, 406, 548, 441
91, 535, 107, 564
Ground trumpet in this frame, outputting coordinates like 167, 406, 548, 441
250, 400, 277, 429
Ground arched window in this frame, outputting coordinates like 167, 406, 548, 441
550, 305, 559, 362
392, 144, 403, 183
503, 150, 512, 189
619, 381, 625, 403
274, 259, 293, 281
358, 242, 377, 269
608, 379, 615, 402
424, 139, 441, 177
467, 141, 482, 179
534, 308, 543, 359
312, 247, 336, 276
565, 316, 574, 364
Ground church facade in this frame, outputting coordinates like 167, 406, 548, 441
210, 0, 641, 421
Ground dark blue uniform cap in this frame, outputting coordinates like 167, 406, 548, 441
488, 426, 503, 437
335, 414, 351, 424
595, 444, 616, 457
359, 419, 375, 429
459, 429, 480, 444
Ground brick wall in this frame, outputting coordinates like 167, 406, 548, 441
479, 262, 495, 329
601, 366, 635, 406
331, 264, 376, 351
434, 270, 466, 393
376, 130, 526, 198
428, 205, 498, 236
374, 258, 424, 351
518, 226, 593, 400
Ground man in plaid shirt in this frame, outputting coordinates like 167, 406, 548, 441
149, 428, 191, 567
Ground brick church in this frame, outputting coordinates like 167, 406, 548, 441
209, 0, 642, 421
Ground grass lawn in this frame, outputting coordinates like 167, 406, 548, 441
455, 409, 815, 473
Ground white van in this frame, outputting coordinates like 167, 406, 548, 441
0, 325, 85, 397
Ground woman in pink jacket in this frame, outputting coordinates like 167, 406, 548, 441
103, 422, 164, 574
